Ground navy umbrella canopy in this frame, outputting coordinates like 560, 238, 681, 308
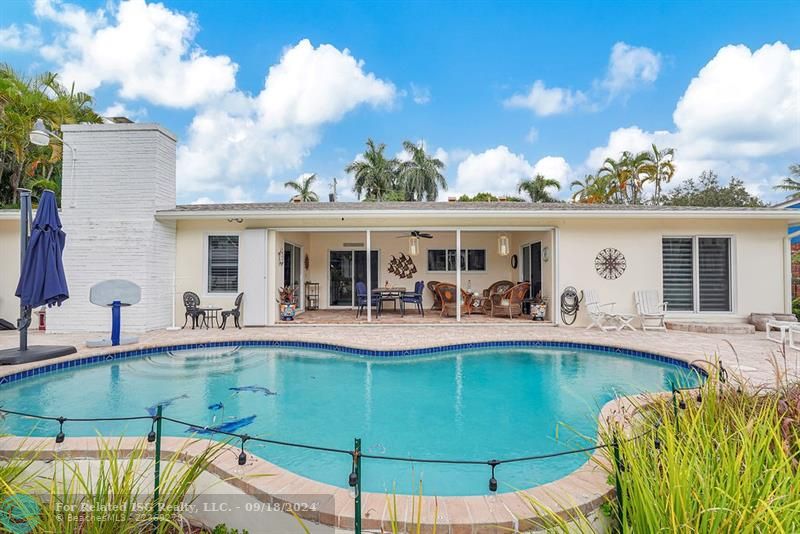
15, 190, 69, 308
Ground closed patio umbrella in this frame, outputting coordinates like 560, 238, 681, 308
0, 189, 75, 365
15, 190, 69, 308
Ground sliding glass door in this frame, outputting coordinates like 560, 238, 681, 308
329, 250, 379, 307
521, 242, 542, 299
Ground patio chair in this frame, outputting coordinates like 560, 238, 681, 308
182, 291, 205, 329
220, 292, 244, 330
355, 281, 381, 318
490, 282, 530, 319
436, 283, 473, 318
427, 281, 442, 310
584, 290, 630, 331
400, 280, 425, 317
482, 280, 514, 314
634, 290, 667, 331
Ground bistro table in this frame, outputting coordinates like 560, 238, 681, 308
372, 287, 406, 316
200, 306, 223, 328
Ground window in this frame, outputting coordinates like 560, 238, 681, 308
427, 249, 486, 272
207, 235, 239, 293
662, 236, 732, 312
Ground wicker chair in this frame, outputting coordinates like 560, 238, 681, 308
436, 283, 473, 318
182, 291, 205, 329
482, 280, 514, 314
490, 282, 531, 319
427, 280, 442, 310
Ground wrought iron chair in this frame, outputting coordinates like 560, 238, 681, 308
182, 291, 205, 329
221, 292, 244, 330
400, 281, 425, 317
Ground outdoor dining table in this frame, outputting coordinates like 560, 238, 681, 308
372, 287, 406, 316
199, 306, 223, 328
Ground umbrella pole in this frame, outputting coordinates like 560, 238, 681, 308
18, 189, 32, 352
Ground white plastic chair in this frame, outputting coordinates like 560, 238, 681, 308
767, 320, 796, 344
788, 325, 800, 351
634, 290, 668, 332
584, 290, 626, 331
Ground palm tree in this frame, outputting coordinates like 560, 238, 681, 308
397, 140, 447, 201
284, 173, 319, 202
775, 163, 800, 200
570, 175, 594, 202
345, 139, 399, 201
645, 144, 676, 205
597, 157, 629, 203
598, 151, 652, 204
518, 174, 561, 203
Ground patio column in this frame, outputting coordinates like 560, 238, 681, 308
267, 230, 278, 325
366, 229, 372, 322
456, 229, 461, 322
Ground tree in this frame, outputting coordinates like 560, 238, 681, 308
775, 163, 800, 200
284, 173, 319, 202
664, 171, 765, 207
397, 140, 447, 201
344, 139, 399, 201
517, 174, 561, 202
644, 144, 676, 204
0, 65, 101, 206
456, 192, 523, 202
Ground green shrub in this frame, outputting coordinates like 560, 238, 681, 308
602, 370, 800, 532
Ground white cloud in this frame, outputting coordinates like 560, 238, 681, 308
409, 83, 431, 104
583, 42, 799, 202
525, 127, 539, 144
177, 39, 396, 195
532, 156, 572, 187
504, 80, 587, 116
101, 101, 147, 120
601, 42, 661, 96
35, 0, 237, 108
454, 146, 535, 195
191, 196, 214, 205
0, 24, 42, 51
506, 42, 662, 116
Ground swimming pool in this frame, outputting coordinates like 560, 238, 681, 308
0, 342, 701, 496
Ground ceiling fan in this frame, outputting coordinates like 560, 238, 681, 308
396, 230, 434, 239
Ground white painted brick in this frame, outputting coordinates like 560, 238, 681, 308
46, 124, 177, 333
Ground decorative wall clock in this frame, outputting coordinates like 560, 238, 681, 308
594, 248, 626, 280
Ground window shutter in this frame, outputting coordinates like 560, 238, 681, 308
208, 236, 239, 293
698, 237, 731, 312
662, 238, 694, 311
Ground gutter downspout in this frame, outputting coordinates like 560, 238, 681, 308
785, 229, 800, 314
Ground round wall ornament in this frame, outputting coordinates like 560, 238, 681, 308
594, 248, 627, 280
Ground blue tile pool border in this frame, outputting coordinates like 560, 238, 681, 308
0, 339, 707, 386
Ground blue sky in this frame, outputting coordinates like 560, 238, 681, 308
2, 0, 798, 204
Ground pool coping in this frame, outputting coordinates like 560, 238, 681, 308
0, 340, 707, 532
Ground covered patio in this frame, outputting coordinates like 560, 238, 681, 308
270, 227, 557, 325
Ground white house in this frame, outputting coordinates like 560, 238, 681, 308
0, 123, 796, 332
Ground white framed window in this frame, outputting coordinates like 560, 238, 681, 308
427, 249, 486, 272
662, 236, 733, 313
206, 234, 239, 294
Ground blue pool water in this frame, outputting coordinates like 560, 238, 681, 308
0, 344, 700, 495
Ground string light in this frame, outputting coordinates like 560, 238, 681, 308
488, 460, 499, 493
348, 449, 360, 499
55, 416, 65, 444
147, 416, 157, 443
238, 435, 249, 466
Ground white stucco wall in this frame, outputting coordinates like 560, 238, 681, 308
557, 218, 786, 326
46, 123, 177, 333
0, 218, 20, 324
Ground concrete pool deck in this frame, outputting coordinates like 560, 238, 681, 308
0, 325, 795, 532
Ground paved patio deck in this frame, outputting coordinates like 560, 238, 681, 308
1, 323, 794, 385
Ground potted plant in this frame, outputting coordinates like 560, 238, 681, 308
278, 286, 297, 321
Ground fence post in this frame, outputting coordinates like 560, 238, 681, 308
153, 404, 163, 532
354, 438, 362, 534
612, 435, 623, 525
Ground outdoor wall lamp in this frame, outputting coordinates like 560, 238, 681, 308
408, 235, 420, 256
497, 234, 510, 256
30, 118, 78, 207
543, 246, 550, 263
